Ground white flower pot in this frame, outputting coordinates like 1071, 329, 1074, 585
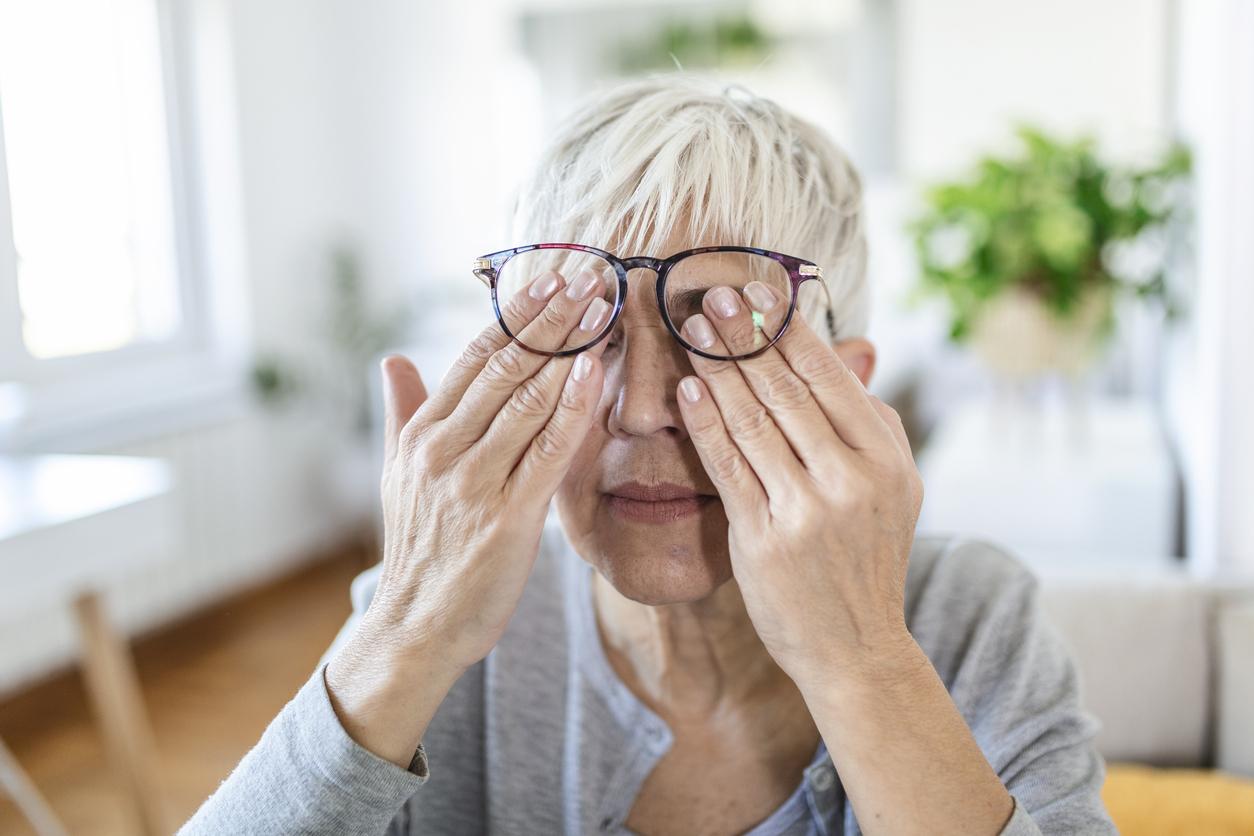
967, 286, 1113, 380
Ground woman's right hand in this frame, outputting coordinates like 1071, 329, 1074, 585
325, 268, 611, 766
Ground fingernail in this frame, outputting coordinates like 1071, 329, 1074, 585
566, 269, 599, 301
530, 271, 561, 300
683, 314, 716, 348
581, 297, 610, 332
743, 281, 777, 312
573, 354, 592, 381
680, 377, 702, 402
709, 286, 740, 319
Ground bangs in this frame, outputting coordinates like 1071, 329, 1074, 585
513, 74, 869, 339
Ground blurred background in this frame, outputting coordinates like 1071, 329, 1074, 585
0, 0, 1252, 833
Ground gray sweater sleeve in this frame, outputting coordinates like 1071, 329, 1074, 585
177, 661, 429, 835
178, 562, 488, 836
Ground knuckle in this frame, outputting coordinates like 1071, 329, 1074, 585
531, 425, 569, 466
837, 467, 874, 503
701, 357, 737, 378
498, 296, 530, 324
794, 346, 844, 386
538, 301, 569, 330
486, 345, 528, 381
412, 439, 440, 473
708, 448, 746, 483
720, 320, 754, 349
465, 330, 500, 364
557, 375, 589, 413
725, 400, 774, 439
509, 376, 551, 418
760, 366, 810, 408
689, 409, 724, 437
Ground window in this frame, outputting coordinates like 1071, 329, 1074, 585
0, 0, 189, 375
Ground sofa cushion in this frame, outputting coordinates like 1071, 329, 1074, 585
1036, 570, 1211, 766
1217, 594, 1254, 776
1103, 763, 1254, 835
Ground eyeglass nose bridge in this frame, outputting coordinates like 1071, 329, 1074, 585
618, 256, 665, 273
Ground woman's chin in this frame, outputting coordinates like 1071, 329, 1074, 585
587, 501, 732, 604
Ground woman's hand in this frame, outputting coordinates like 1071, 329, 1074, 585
674, 281, 924, 693
674, 284, 1020, 835
326, 268, 611, 766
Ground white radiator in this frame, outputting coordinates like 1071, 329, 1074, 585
0, 406, 371, 695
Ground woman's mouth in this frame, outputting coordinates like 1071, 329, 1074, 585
602, 481, 717, 523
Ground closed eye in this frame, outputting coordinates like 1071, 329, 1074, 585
666, 285, 749, 321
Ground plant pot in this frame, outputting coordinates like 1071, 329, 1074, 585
967, 285, 1113, 380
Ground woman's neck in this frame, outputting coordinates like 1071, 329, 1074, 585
590, 568, 795, 720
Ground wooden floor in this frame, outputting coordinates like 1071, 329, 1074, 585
0, 545, 371, 835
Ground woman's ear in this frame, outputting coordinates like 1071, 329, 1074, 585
833, 337, 876, 388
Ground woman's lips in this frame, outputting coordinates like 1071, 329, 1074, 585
602, 481, 717, 523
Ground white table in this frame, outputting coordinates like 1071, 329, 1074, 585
917, 397, 1177, 561
0, 454, 175, 836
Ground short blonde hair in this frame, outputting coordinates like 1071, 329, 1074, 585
512, 74, 870, 340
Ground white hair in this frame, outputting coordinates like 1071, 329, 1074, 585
511, 74, 870, 340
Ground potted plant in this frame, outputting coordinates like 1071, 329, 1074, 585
909, 127, 1191, 380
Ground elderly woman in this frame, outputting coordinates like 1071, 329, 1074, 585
182, 76, 1114, 835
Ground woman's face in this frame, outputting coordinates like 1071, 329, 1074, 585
556, 266, 729, 606
554, 236, 873, 606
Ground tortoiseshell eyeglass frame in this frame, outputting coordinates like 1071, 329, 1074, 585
471, 243, 836, 362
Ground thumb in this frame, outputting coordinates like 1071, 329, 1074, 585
381, 354, 428, 464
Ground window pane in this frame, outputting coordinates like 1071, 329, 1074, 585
0, 0, 181, 360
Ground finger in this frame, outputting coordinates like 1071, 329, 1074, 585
444, 270, 612, 452
701, 283, 851, 471
675, 374, 767, 517
471, 308, 611, 479
680, 312, 805, 501
757, 286, 897, 453
381, 354, 428, 465
508, 350, 605, 502
416, 270, 568, 427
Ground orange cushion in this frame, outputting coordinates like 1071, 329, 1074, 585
1102, 763, 1254, 835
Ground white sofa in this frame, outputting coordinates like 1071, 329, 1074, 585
1033, 558, 1254, 775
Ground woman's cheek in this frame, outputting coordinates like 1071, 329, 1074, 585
558, 422, 607, 510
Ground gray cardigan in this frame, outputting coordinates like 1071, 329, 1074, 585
180, 516, 1117, 835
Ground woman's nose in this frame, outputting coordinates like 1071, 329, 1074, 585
606, 325, 690, 440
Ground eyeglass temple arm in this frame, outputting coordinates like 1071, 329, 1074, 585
798, 264, 838, 343
472, 259, 493, 286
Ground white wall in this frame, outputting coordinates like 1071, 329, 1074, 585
1169, 0, 1254, 577
897, 0, 1171, 180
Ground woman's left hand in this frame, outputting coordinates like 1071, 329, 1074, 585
675, 280, 924, 693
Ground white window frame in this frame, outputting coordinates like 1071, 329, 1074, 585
0, 0, 250, 450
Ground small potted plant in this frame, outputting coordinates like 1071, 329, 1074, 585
909, 126, 1191, 380
251, 245, 412, 524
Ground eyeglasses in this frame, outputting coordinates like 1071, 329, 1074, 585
471, 243, 834, 361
